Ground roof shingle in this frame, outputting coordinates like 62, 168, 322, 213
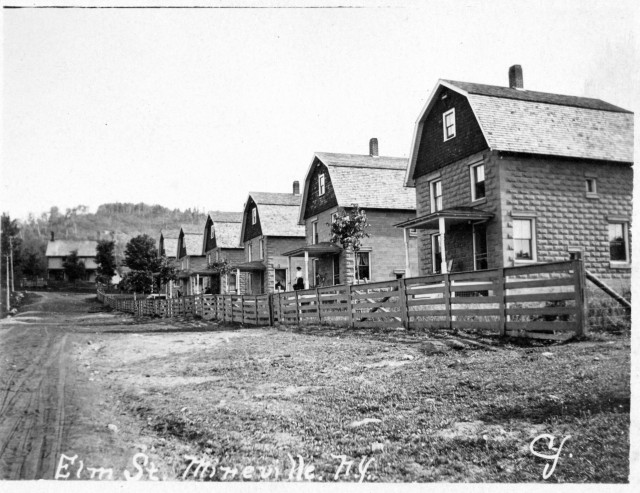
45, 240, 98, 257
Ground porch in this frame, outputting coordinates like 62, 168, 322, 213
395, 207, 494, 275
282, 242, 342, 290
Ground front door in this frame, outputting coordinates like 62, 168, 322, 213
333, 255, 340, 285
473, 223, 488, 270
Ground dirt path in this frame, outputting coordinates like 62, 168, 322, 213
0, 292, 136, 480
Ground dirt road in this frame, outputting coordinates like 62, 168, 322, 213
0, 292, 151, 480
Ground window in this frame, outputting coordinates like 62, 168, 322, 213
259, 238, 264, 259
356, 252, 371, 281
216, 250, 220, 261
311, 221, 318, 244
430, 180, 443, 212
432, 234, 442, 274
513, 219, 535, 261
252, 207, 257, 225
609, 223, 629, 262
443, 108, 456, 141
331, 212, 339, 224
247, 242, 252, 262
409, 228, 418, 237
210, 226, 215, 239
470, 162, 485, 201
586, 178, 598, 197
319, 173, 326, 196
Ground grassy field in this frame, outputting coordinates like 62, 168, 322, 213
83, 316, 630, 483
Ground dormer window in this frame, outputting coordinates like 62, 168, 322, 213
443, 108, 456, 141
252, 207, 257, 225
319, 173, 326, 196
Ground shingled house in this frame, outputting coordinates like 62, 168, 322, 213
158, 229, 180, 295
45, 233, 98, 282
176, 224, 207, 295
236, 183, 306, 294
286, 139, 419, 287
201, 211, 245, 294
397, 65, 634, 293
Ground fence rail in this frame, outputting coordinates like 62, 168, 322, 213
97, 260, 587, 340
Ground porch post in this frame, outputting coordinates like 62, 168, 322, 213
439, 217, 447, 274
403, 227, 411, 278
304, 250, 310, 289
196, 274, 200, 294
288, 255, 293, 291
236, 268, 240, 294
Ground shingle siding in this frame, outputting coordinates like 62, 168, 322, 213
304, 161, 339, 219
414, 87, 488, 179
243, 197, 263, 242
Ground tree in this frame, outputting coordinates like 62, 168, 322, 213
328, 204, 371, 283
95, 240, 117, 285
121, 235, 176, 293
1, 214, 23, 283
21, 246, 46, 280
63, 250, 86, 283
124, 234, 158, 272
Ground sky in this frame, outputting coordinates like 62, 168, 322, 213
2, 0, 638, 220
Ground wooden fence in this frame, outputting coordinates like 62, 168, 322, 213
97, 260, 586, 340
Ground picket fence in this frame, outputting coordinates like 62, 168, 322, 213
97, 260, 587, 340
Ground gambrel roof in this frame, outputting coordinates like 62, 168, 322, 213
240, 192, 305, 240
45, 240, 97, 257
405, 79, 634, 186
179, 225, 205, 257
207, 211, 243, 223
298, 152, 415, 222
159, 230, 179, 258
212, 221, 243, 249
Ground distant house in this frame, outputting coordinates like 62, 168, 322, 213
45, 232, 98, 282
158, 229, 180, 295
236, 183, 306, 294
176, 224, 207, 295
201, 211, 245, 294
398, 65, 633, 293
287, 139, 419, 287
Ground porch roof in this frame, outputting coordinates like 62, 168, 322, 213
232, 260, 267, 272
282, 242, 342, 258
395, 207, 494, 230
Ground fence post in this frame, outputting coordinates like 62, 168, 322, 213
574, 258, 587, 336
497, 267, 507, 336
278, 293, 282, 323
294, 290, 300, 325
268, 294, 274, 326
398, 278, 409, 329
346, 284, 354, 328
443, 273, 452, 330
240, 295, 245, 325
315, 287, 322, 325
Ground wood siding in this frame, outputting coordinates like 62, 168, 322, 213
304, 160, 339, 219
414, 87, 488, 179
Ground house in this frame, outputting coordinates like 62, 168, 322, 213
286, 139, 419, 288
176, 224, 207, 295
201, 211, 245, 294
397, 65, 633, 294
158, 229, 180, 295
45, 232, 98, 282
236, 183, 306, 294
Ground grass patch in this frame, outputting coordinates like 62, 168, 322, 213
108, 327, 629, 482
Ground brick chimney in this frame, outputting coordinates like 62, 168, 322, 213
50, 231, 54, 242
293, 180, 300, 195
369, 138, 378, 157
509, 65, 523, 89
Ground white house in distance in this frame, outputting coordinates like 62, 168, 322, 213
45, 232, 98, 281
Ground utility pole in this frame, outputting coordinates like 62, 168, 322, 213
5, 256, 10, 312
9, 236, 15, 292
